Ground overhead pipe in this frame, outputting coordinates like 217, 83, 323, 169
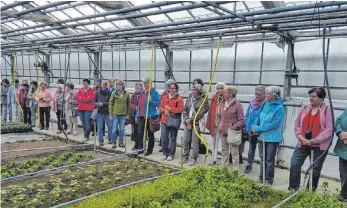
2, 1, 345, 37
15, 19, 345, 47
1, 1, 70, 20
3, 4, 347, 48
3, 28, 347, 53
2, 2, 345, 45
4, 10, 347, 39
1, 1, 227, 34
0, 1, 29, 11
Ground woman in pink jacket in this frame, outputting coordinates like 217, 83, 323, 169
217, 86, 245, 168
76, 79, 95, 141
35, 82, 52, 130
289, 87, 333, 191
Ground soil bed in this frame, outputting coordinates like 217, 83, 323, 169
1, 157, 176, 208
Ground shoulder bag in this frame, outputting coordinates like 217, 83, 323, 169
166, 101, 182, 129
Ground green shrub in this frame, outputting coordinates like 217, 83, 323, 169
71, 167, 344, 208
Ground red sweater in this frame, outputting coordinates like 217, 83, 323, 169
76, 87, 95, 111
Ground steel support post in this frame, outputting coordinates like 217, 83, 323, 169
164, 48, 173, 82
10, 55, 15, 81
44, 54, 51, 85
284, 43, 294, 98
93, 52, 100, 83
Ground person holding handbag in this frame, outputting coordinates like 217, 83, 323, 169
334, 108, 347, 202
206, 82, 226, 165
243, 85, 266, 174
251, 86, 284, 186
158, 79, 175, 152
51, 84, 68, 133
181, 84, 209, 166
217, 86, 244, 168
160, 82, 184, 161
135, 77, 160, 156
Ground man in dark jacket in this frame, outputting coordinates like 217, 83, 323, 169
94, 80, 112, 146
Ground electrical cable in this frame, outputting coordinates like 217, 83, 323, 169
192, 36, 222, 164
272, 24, 335, 208
12, 54, 24, 120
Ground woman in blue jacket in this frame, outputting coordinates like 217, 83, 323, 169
244, 85, 266, 174
252, 86, 285, 186
135, 77, 160, 156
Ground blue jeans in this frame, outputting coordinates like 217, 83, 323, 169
1, 104, 8, 120
78, 110, 92, 138
111, 115, 126, 143
97, 114, 112, 142
258, 140, 279, 184
289, 146, 328, 191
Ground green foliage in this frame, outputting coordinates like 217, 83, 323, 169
1, 122, 32, 134
84, 154, 93, 161
48, 159, 64, 169
59, 152, 73, 161
40, 154, 56, 165
71, 167, 345, 208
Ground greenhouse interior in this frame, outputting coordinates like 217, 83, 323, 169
1, 1, 347, 207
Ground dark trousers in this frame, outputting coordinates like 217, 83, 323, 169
258, 141, 279, 184
56, 109, 67, 131
163, 126, 179, 157
131, 123, 138, 142
247, 135, 258, 166
23, 106, 31, 125
39, 107, 50, 128
289, 146, 328, 191
136, 117, 155, 152
339, 157, 347, 198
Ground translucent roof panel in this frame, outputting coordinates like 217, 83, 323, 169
49, 11, 71, 21
147, 14, 170, 23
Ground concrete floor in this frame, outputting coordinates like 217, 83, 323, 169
31, 118, 341, 195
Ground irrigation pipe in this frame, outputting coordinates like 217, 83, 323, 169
142, 43, 155, 154
51, 171, 182, 208
2, 153, 129, 182
1, 144, 92, 153
12, 54, 24, 120
272, 24, 335, 208
192, 36, 222, 164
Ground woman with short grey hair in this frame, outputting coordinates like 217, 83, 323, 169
244, 85, 266, 174
251, 85, 285, 186
182, 83, 209, 166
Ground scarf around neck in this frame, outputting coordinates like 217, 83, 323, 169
253, 99, 264, 108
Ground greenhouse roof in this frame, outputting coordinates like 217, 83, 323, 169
1, 1, 347, 53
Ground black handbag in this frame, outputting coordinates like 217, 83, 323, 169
166, 115, 181, 128
149, 116, 160, 132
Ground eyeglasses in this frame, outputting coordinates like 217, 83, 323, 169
217, 88, 224, 90
169, 88, 176, 90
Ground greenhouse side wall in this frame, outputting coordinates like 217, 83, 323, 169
1, 38, 346, 179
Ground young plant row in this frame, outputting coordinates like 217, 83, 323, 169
1, 158, 173, 208
1, 122, 32, 134
1, 152, 94, 178
71, 167, 345, 208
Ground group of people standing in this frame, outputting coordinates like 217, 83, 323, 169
2, 76, 346, 201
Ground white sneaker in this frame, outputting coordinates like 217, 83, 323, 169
162, 156, 167, 161
167, 156, 173, 161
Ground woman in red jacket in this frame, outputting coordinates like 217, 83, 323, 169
76, 79, 95, 141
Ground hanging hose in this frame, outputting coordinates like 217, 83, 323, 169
12, 54, 24, 120
35, 52, 40, 126
273, 25, 335, 208
143, 43, 155, 153
192, 37, 222, 164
